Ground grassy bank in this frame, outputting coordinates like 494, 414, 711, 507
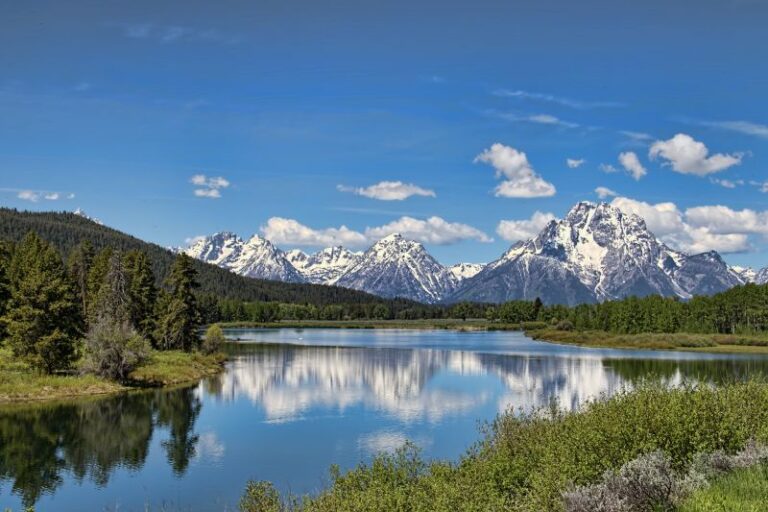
679, 464, 768, 511
527, 328, 768, 354
241, 382, 768, 512
0, 347, 225, 403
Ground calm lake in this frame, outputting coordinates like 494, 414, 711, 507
2, 329, 768, 511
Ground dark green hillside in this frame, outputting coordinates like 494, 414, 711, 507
0, 208, 417, 308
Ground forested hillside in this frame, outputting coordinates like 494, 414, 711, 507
0, 208, 418, 309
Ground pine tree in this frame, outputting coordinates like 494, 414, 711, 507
156, 254, 200, 351
67, 240, 95, 321
0, 240, 13, 338
124, 250, 157, 340
83, 251, 150, 381
86, 247, 113, 323
3, 232, 81, 373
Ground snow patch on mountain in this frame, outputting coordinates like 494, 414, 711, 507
448, 263, 484, 281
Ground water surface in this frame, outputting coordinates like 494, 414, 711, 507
2, 329, 767, 511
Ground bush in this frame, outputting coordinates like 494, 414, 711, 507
521, 321, 549, 330
240, 481, 283, 512
556, 320, 575, 331
201, 324, 226, 355
258, 382, 768, 512
82, 319, 151, 381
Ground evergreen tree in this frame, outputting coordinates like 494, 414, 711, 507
124, 250, 157, 340
0, 240, 13, 338
86, 247, 113, 323
83, 251, 150, 381
156, 254, 201, 351
67, 240, 95, 321
3, 232, 81, 373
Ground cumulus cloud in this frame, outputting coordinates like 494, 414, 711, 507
649, 133, 742, 176
610, 196, 753, 254
474, 143, 556, 198
599, 163, 619, 174
496, 211, 556, 242
566, 158, 585, 169
618, 151, 647, 180
595, 187, 618, 199
337, 181, 436, 201
261, 217, 369, 247
365, 216, 492, 244
191, 174, 230, 199
684, 205, 768, 235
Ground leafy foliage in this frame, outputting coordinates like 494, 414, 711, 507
243, 382, 768, 512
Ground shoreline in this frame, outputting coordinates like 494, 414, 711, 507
0, 349, 227, 405
219, 320, 768, 355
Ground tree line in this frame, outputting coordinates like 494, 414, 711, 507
484, 284, 768, 335
0, 232, 204, 377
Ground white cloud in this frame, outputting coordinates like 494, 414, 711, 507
618, 151, 647, 180
620, 130, 654, 143
17, 190, 40, 202
527, 114, 579, 128
492, 89, 623, 109
496, 211, 555, 242
15, 189, 68, 202
700, 120, 768, 139
194, 188, 222, 198
710, 178, 743, 189
474, 143, 556, 198
595, 187, 618, 199
600, 163, 619, 174
260, 215, 491, 247
261, 217, 368, 247
649, 133, 742, 176
610, 196, 752, 254
762, 182, 768, 193
365, 216, 492, 245
493, 111, 579, 129
684, 205, 768, 235
337, 181, 436, 201
191, 174, 230, 199
566, 158, 585, 169
120, 23, 244, 45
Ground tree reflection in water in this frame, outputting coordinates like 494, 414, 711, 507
0, 386, 201, 507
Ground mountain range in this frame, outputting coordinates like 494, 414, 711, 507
184, 202, 768, 305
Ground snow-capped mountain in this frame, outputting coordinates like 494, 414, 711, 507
757, 268, 768, 285
448, 263, 484, 281
732, 266, 758, 283
184, 232, 305, 283
290, 246, 362, 284
334, 233, 458, 303
449, 202, 744, 306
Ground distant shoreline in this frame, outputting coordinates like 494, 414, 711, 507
219, 320, 768, 355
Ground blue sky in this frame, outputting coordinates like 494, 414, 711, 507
1, 0, 767, 267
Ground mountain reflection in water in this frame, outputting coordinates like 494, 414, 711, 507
2, 333, 767, 510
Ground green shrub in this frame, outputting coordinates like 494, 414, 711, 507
240, 481, 283, 512
201, 324, 225, 355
